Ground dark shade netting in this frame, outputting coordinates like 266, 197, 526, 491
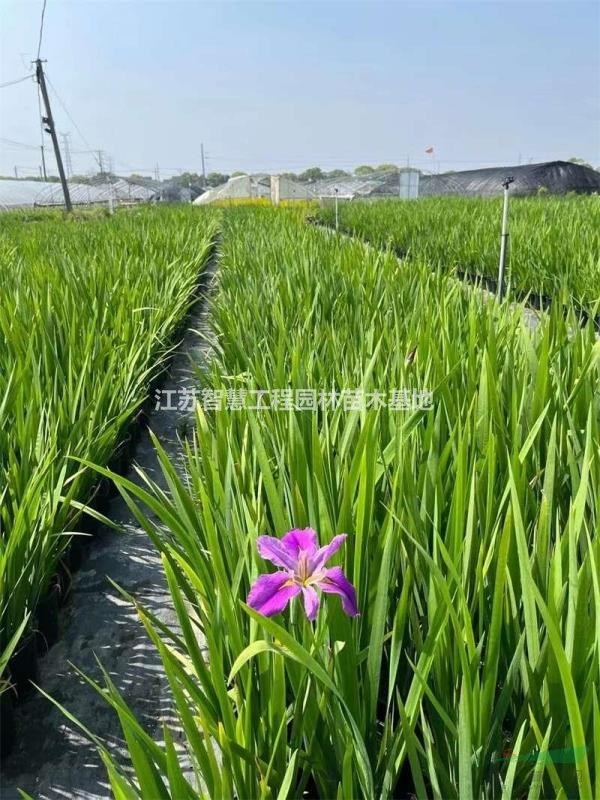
418, 161, 600, 198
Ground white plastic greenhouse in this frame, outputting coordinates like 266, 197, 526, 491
194, 174, 272, 205
0, 178, 156, 211
194, 174, 315, 205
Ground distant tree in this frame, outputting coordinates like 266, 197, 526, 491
127, 173, 153, 186
298, 167, 325, 182
326, 169, 350, 179
354, 165, 375, 176
280, 172, 299, 180
87, 171, 119, 184
231, 171, 248, 177
69, 174, 93, 184
0, 174, 54, 182
376, 163, 399, 173
171, 172, 203, 187
569, 157, 594, 170
206, 172, 230, 187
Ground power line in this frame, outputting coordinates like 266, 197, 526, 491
36, 0, 48, 60
113, 160, 195, 174
0, 75, 34, 89
33, 0, 49, 179
44, 72, 101, 169
203, 153, 557, 168
0, 137, 40, 151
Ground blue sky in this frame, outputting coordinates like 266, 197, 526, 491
1, 0, 598, 178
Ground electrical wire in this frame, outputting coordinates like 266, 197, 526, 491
0, 137, 40, 151
0, 75, 34, 89
44, 73, 101, 169
36, 0, 48, 60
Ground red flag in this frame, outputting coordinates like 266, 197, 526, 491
425, 146, 434, 154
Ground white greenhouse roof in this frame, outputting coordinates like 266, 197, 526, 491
0, 179, 155, 210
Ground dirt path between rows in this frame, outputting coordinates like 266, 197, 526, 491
0, 253, 218, 800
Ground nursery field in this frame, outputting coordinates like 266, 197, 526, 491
317, 196, 600, 309
0, 207, 218, 678
1, 201, 599, 799
79, 207, 599, 799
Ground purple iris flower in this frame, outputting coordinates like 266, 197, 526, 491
247, 528, 359, 622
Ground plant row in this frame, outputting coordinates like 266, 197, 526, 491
0, 206, 218, 695
74, 207, 600, 799
316, 195, 600, 310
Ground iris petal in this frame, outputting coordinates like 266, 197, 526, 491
302, 586, 320, 621
319, 566, 359, 617
311, 533, 347, 571
281, 528, 318, 558
257, 535, 298, 570
247, 572, 300, 616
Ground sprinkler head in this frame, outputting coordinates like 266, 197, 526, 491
502, 176, 515, 189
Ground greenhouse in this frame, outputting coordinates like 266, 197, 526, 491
0, 178, 156, 210
419, 160, 600, 197
195, 173, 315, 204
310, 160, 600, 200
194, 174, 272, 204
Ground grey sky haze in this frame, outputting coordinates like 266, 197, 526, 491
1, 0, 599, 178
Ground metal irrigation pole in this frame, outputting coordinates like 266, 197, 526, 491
497, 176, 515, 300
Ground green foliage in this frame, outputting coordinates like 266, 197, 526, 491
298, 167, 325, 182
0, 206, 219, 656
168, 172, 204, 190
354, 165, 376, 176
206, 172, 230, 188
69, 208, 599, 799
326, 169, 350, 179
316, 195, 600, 308
568, 157, 595, 170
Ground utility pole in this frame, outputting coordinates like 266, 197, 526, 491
154, 163, 160, 182
14, 166, 18, 179
201, 142, 206, 187
97, 150, 105, 175
35, 59, 72, 212
40, 145, 47, 180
